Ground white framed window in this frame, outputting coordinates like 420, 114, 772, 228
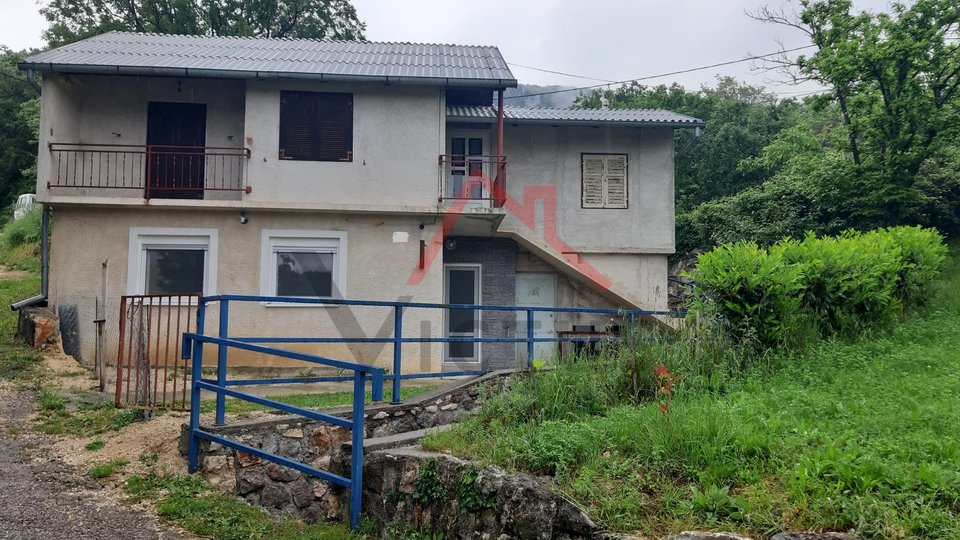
581, 153, 628, 209
260, 230, 347, 303
127, 228, 218, 296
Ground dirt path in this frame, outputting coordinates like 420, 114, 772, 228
0, 384, 187, 540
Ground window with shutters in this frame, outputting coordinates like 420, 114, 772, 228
581, 154, 628, 209
279, 91, 353, 162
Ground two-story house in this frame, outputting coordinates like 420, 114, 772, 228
18, 32, 703, 376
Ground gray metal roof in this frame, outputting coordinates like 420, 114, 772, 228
20, 32, 517, 87
447, 106, 704, 127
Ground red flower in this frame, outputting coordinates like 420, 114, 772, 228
654, 363, 667, 377
659, 403, 670, 412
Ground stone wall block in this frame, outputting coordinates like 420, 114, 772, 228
266, 463, 300, 482
259, 483, 291, 509
237, 465, 265, 495
290, 479, 314, 509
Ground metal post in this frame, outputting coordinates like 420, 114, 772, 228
392, 305, 403, 404
144, 146, 151, 200
187, 336, 203, 474
349, 371, 366, 529
495, 89, 505, 205
216, 300, 229, 425
526, 308, 535, 368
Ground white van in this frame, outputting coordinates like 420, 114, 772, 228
13, 194, 36, 221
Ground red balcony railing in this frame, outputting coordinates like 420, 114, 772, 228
438, 154, 506, 208
47, 143, 251, 199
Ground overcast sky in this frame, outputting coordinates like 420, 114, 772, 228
3, 0, 895, 98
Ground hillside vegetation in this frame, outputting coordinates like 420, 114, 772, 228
426, 231, 959, 538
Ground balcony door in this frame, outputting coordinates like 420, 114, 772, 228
147, 102, 207, 199
445, 131, 490, 208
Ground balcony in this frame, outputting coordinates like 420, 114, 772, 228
438, 154, 506, 209
47, 143, 250, 199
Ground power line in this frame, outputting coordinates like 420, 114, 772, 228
507, 62, 618, 84
504, 44, 816, 100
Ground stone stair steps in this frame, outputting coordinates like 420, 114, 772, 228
345, 424, 455, 453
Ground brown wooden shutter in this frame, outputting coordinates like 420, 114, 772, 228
279, 91, 353, 161
604, 154, 628, 208
582, 154, 605, 208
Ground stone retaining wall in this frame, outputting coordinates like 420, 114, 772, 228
362, 447, 597, 539
187, 371, 515, 519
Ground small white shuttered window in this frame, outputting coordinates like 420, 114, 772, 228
581, 154, 628, 209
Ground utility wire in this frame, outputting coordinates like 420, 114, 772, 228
507, 62, 619, 84
504, 44, 816, 100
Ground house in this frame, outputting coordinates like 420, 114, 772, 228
17, 32, 703, 376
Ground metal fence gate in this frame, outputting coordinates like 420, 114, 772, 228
116, 294, 200, 412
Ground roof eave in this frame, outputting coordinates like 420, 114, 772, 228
17, 62, 519, 89
448, 116, 706, 129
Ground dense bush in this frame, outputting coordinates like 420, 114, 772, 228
874, 226, 949, 307
690, 226, 947, 348
0, 207, 42, 249
689, 241, 806, 348
774, 231, 902, 337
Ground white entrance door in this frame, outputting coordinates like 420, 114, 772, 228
444, 265, 481, 363
445, 131, 490, 208
515, 273, 557, 363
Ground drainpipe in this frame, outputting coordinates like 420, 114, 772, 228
495, 88, 505, 205
25, 69, 41, 96
11, 205, 50, 311
675, 126, 702, 159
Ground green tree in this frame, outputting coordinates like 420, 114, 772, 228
0, 48, 40, 214
41, 0, 366, 47
753, 0, 960, 229
578, 78, 801, 211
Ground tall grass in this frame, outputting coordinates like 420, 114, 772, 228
425, 241, 959, 538
0, 207, 42, 249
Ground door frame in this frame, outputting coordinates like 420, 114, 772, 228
515, 272, 558, 363
443, 263, 482, 364
445, 129, 492, 207
146, 101, 208, 199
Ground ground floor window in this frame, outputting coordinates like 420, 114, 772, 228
260, 230, 347, 300
127, 228, 218, 295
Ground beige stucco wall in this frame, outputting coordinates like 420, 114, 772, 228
48, 206, 444, 373
37, 74, 246, 201
495, 124, 675, 254
242, 80, 444, 207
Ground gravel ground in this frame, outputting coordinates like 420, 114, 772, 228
0, 386, 186, 540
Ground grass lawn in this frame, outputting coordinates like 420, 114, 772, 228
125, 474, 361, 540
425, 248, 960, 539
201, 384, 440, 415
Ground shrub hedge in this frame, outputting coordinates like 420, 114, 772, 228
690, 226, 947, 348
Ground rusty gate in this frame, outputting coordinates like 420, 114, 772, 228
116, 294, 200, 411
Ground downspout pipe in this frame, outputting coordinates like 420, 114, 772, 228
675, 126, 702, 159
11, 204, 50, 311
495, 88, 505, 205
25, 69, 41, 96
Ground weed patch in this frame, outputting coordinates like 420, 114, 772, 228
124, 474, 358, 539
84, 439, 105, 451
89, 459, 129, 479
35, 399, 140, 437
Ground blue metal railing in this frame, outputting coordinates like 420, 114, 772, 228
201, 294, 681, 407
180, 298, 386, 530
182, 294, 683, 529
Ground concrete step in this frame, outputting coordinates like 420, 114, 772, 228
346, 424, 455, 454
